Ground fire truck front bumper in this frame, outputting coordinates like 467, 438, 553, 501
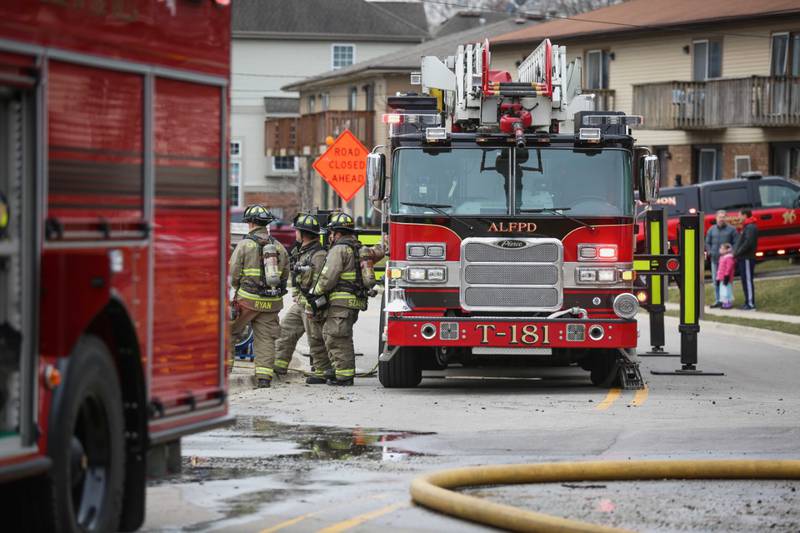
385, 316, 637, 350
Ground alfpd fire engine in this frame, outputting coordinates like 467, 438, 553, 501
366, 39, 664, 389
0, 1, 232, 531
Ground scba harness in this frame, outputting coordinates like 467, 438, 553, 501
244, 233, 287, 298
291, 241, 323, 300
309, 240, 368, 313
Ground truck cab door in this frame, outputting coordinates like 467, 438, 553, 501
751, 180, 800, 256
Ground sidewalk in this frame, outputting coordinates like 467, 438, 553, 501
664, 302, 800, 324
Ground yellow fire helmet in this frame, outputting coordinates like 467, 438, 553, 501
292, 212, 321, 235
326, 211, 355, 233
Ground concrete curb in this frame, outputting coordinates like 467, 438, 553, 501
660, 313, 800, 352
664, 302, 800, 325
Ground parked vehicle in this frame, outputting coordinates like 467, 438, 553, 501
637, 174, 800, 259
0, 1, 232, 531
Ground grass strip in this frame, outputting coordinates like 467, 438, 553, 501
664, 310, 800, 337
668, 276, 800, 315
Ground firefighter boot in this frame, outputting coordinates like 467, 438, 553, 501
257, 378, 271, 389
327, 378, 354, 387
305, 375, 327, 385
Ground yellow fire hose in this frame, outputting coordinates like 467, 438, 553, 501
410, 459, 800, 532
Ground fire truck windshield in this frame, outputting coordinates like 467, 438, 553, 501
393, 148, 509, 216
392, 147, 633, 218
517, 148, 632, 217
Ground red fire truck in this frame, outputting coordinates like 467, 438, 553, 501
0, 1, 232, 530
367, 40, 659, 389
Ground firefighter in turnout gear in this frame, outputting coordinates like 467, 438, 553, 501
310, 212, 367, 386
229, 205, 289, 388
274, 213, 334, 383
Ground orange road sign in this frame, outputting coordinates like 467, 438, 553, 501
312, 129, 368, 202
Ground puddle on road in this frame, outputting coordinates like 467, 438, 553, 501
159, 416, 434, 485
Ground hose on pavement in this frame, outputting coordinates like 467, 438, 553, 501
410, 459, 800, 533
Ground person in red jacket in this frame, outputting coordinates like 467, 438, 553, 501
733, 209, 759, 310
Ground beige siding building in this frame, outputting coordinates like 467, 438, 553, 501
491, 0, 800, 186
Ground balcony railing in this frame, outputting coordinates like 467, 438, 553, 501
633, 76, 800, 130
266, 111, 375, 155
583, 88, 616, 112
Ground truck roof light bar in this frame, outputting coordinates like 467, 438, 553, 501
583, 114, 644, 127
383, 113, 404, 124
425, 127, 448, 142
578, 128, 601, 143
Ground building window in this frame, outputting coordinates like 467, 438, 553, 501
230, 140, 242, 158
771, 32, 800, 76
332, 44, 355, 70
363, 84, 374, 110
230, 140, 243, 207
230, 161, 241, 207
348, 87, 358, 111
272, 156, 297, 172
734, 155, 751, 178
308, 95, 316, 113
694, 145, 720, 182
321, 92, 330, 111
585, 50, 609, 89
692, 39, 722, 80
771, 142, 800, 180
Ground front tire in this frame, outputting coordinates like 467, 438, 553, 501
588, 349, 620, 388
378, 347, 422, 388
45, 335, 126, 533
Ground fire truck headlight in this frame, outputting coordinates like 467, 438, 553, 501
578, 269, 597, 283
597, 269, 616, 282
613, 293, 639, 319
426, 244, 445, 259
426, 268, 446, 282
407, 267, 427, 281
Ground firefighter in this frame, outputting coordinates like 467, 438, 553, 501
310, 212, 368, 386
274, 213, 334, 383
229, 205, 289, 388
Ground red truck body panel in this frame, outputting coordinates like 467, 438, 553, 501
0, 0, 231, 479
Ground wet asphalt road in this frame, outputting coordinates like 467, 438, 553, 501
142, 295, 800, 532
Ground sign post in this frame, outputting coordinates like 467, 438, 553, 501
312, 129, 369, 203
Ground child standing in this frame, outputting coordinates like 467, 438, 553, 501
716, 243, 735, 309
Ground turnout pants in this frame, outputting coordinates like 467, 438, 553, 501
321, 306, 359, 382
738, 258, 756, 308
304, 311, 333, 378
274, 302, 305, 373
231, 307, 280, 380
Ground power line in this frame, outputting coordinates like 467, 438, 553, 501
418, 0, 793, 40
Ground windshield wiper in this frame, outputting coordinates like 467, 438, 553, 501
400, 202, 474, 230
518, 207, 595, 231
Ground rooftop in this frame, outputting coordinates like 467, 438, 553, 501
283, 16, 541, 91
492, 0, 800, 45
232, 0, 429, 42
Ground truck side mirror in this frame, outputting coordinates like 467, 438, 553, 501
637, 154, 660, 204
367, 152, 386, 202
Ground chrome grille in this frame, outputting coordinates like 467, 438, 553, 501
460, 238, 563, 312
465, 287, 559, 308
464, 242, 559, 263
464, 264, 558, 285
